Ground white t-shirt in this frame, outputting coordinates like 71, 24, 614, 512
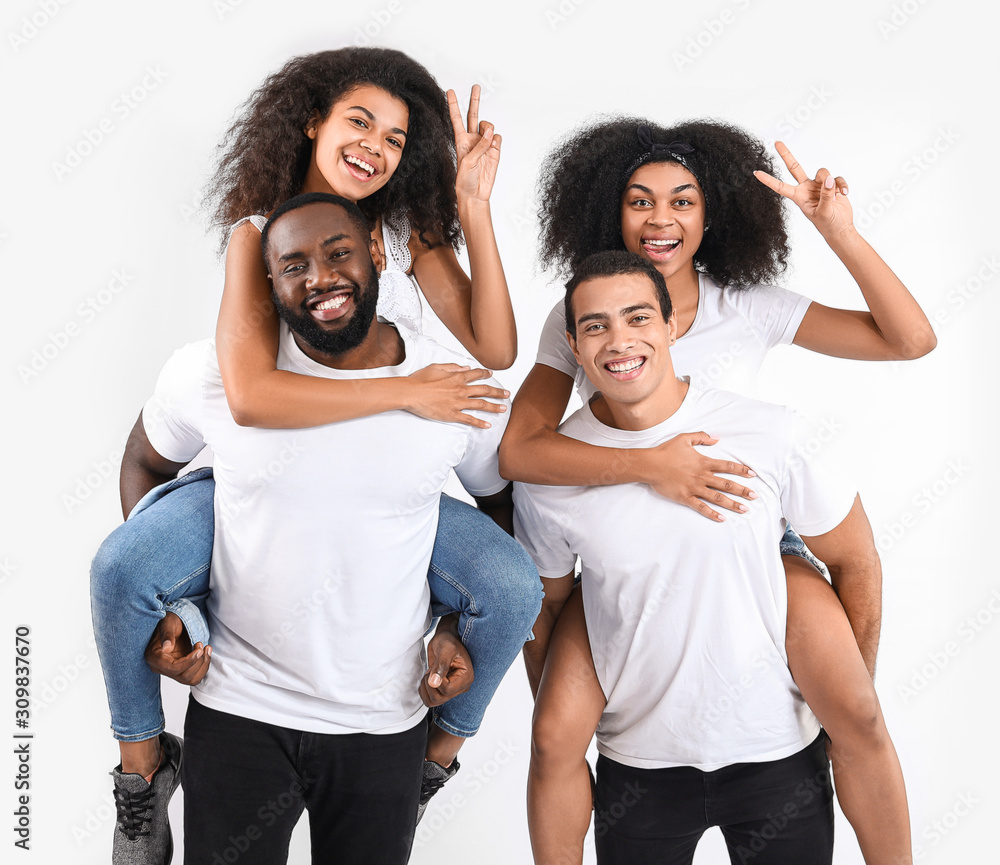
143, 324, 509, 735
514, 384, 856, 770
536, 273, 812, 400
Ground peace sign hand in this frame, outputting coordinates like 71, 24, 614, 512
754, 142, 854, 239
448, 85, 502, 203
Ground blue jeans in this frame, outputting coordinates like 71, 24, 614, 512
90, 469, 542, 742
780, 525, 826, 574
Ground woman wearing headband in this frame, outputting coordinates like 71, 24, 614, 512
502, 117, 933, 864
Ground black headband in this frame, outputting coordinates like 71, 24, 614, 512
624, 125, 698, 183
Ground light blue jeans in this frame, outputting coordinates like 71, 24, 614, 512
90, 469, 542, 742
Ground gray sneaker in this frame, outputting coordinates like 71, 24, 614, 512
112, 732, 183, 865
416, 758, 459, 824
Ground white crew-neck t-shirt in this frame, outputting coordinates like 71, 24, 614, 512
536, 273, 811, 400
143, 323, 509, 735
514, 384, 856, 770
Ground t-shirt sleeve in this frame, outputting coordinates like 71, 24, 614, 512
535, 300, 579, 378
513, 482, 577, 578
453, 375, 510, 498
780, 410, 858, 537
730, 284, 812, 348
141, 342, 210, 464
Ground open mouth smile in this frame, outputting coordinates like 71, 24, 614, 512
604, 356, 646, 380
307, 289, 353, 321
344, 154, 378, 180
641, 238, 681, 260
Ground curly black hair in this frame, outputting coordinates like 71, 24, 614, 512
205, 48, 460, 252
538, 116, 790, 287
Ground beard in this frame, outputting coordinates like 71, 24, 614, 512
272, 269, 380, 357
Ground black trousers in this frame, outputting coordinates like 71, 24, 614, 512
181, 697, 426, 865
594, 733, 834, 865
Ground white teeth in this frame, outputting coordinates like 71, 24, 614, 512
607, 358, 644, 373
345, 155, 376, 175
645, 239, 679, 247
315, 295, 349, 311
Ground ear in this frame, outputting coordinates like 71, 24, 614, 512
369, 237, 384, 274
667, 311, 678, 344
304, 110, 321, 140
566, 330, 581, 364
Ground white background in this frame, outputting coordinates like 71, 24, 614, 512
2, 0, 996, 862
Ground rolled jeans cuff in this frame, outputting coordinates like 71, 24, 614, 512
166, 596, 210, 647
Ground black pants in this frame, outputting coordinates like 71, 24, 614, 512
594, 734, 834, 865
181, 697, 426, 865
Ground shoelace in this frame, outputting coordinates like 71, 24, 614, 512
114, 785, 155, 841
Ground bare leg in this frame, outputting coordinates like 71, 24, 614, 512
119, 739, 161, 778
785, 555, 911, 865
425, 727, 465, 767
528, 586, 607, 865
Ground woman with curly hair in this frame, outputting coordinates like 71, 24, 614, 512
500, 117, 934, 864
91, 47, 541, 859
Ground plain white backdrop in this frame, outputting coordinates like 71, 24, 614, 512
3, 0, 996, 862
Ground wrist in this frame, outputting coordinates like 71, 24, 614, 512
822, 221, 863, 253
458, 197, 492, 223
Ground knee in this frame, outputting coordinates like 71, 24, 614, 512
90, 527, 152, 615
531, 707, 581, 770
470, 544, 544, 629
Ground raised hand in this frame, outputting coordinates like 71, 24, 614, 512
406, 363, 509, 429
448, 84, 502, 203
754, 141, 854, 239
144, 611, 212, 685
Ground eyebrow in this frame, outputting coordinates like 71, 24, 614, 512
276, 233, 352, 264
347, 105, 407, 137
576, 302, 657, 326
624, 182, 697, 195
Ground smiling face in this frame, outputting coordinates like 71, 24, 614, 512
265, 201, 383, 362
620, 161, 705, 283
303, 84, 409, 202
568, 272, 680, 422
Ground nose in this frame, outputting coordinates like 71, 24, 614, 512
603, 322, 636, 354
647, 203, 674, 227
306, 261, 347, 291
